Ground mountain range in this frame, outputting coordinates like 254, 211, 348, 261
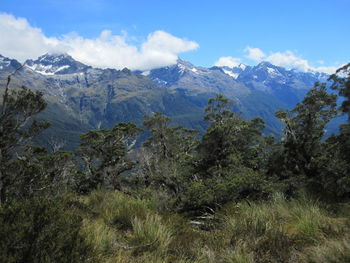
0, 53, 332, 149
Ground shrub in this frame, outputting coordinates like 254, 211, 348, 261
0, 197, 93, 263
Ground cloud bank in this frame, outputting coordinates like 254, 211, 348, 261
244, 46, 266, 62
244, 46, 338, 74
214, 56, 241, 68
0, 13, 199, 71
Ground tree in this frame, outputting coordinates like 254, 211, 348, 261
182, 94, 271, 211
139, 113, 198, 199
321, 63, 350, 199
198, 94, 267, 176
270, 83, 337, 195
0, 84, 50, 204
329, 63, 350, 121
76, 122, 141, 191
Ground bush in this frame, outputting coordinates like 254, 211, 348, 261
0, 197, 93, 263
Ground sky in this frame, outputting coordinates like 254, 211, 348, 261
0, 0, 349, 73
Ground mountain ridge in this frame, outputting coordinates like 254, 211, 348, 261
0, 53, 333, 149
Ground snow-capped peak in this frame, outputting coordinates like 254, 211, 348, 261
238, 63, 246, 70
0, 54, 22, 71
218, 63, 248, 79
175, 58, 207, 75
25, 53, 90, 75
222, 69, 239, 79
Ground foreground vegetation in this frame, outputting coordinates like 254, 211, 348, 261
0, 63, 350, 262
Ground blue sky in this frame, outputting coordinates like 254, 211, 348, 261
1, 0, 349, 73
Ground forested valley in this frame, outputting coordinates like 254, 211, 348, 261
1, 63, 350, 263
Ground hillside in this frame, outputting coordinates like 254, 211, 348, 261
0, 54, 330, 148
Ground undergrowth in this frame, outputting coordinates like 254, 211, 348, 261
74, 190, 350, 263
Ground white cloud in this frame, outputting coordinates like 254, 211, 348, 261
214, 56, 241, 68
265, 51, 311, 72
265, 50, 338, 74
243, 46, 339, 74
0, 13, 64, 62
244, 46, 265, 62
313, 65, 339, 75
0, 13, 199, 71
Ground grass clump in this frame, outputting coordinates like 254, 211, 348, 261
84, 190, 152, 230
302, 236, 350, 263
222, 193, 349, 262
73, 190, 350, 263
128, 214, 173, 255
81, 218, 118, 258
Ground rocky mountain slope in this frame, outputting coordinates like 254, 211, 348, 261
147, 59, 328, 133
0, 54, 205, 149
0, 53, 330, 149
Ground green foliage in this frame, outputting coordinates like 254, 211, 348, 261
303, 236, 350, 263
330, 63, 350, 120
84, 190, 152, 230
204, 93, 235, 123
2, 147, 76, 201
0, 197, 93, 263
76, 122, 141, 191
2, 64, 350, 262
270, 83, 338, 196
75, 190, 350, 263
181, 94, 273, 211
137, 112, 198, 206
222, 193, 349, 262
0, 86, 49, 205
0, 79, 78, 202
143, 112, 198, 162
324, 64, 350, 199
129, 214, 173, 256
199, 94, 269, 173
0, 86, 49, 161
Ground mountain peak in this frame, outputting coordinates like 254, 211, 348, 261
215, 63, 248, 79
257, 61, 275, 68
37, 53, 73, 62
0, 54, 22, 71
25, 53, 90, 75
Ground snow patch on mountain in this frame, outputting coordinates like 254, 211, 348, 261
223, 69, 239, 79
239, 64, 247, 70
26, 64, 72, 75
267, 67, 282, 77
25, 53, 89, 75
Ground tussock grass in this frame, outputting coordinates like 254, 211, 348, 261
128, 214, 173, 255
222, 193, 349, 262
85, 190, 152, 230
76, 190, 350, 263
82, 218, 118, 258
302, 236, 350, 263
223, 243, 255, 263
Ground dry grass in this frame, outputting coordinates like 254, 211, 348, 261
76, 191, 350, 263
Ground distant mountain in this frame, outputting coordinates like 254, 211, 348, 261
0, 53, 336, 149
25, 53, 91, 75
147, 59, 329, 134
0, 54, 205, 149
